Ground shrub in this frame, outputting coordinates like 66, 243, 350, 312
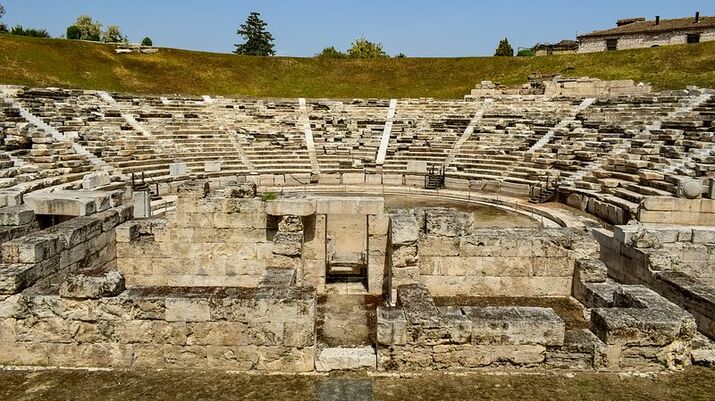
141, 37, 153, 47
10, 25, 51, 38
260, 192, 278, 201
395, 53, 407, 58
347, 37, 388, 59
316, 46, 347, 58
517, 49, 535, 57
66, 25, 81, 40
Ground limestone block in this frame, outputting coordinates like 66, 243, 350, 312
397, 284, 440, 325
204, 161, 222, 173
225, 181, 257, 199
368, 215, 390, 236
315, 197, 384, 215
177, 180, 210, 199
265, 199, 316, 216
407, 161, 428, 174
418, 237, 460, 257
132, 192, 151, 219
574, 258, 608, 283
47, 216, 103, 249
81, 172, 111, 190
59, 270, 126, 299
2, 233, 62, 264
0, 206, 35, 226
390, 212, 419, 246
392, 266, 420, 287
315, 347, 376, 371
169, 163, 188, 176
377, 306, 408, 345
24, 191, 110, 217
278, 215, 303, 232
425, 209, 471, 237
273, 232, 303, 256
259, 267, 296, 288
464, 306, 565, 346
341, 172, 365, 185
590, 286, 697, 346
382, 174, 403, 186
165, 298, 211, 322
391, 245, 417, 268
283, 322, 314, 348
692, 228, 715, 244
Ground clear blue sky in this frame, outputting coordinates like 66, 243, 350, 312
2, 0, 714, 57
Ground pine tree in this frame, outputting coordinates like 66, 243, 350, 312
494, 38, 514, 57
234, 12, 275, 56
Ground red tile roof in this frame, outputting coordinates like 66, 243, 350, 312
578, 15, 715, 39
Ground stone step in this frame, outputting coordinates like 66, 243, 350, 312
315, 347, 376, 372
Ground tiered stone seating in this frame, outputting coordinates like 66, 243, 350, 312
565, 93, 708, 215
308, 99, 389, 172
450, 97, 576, 184
2, 86, 713, 224
219, 98, 311, 174
383, 99, 477, 173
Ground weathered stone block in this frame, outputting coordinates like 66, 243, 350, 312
0, 206, 34, 226
59, 270, 126, 299
464, 306, 565, 346
165, 298, 211, 322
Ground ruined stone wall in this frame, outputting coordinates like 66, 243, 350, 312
578, 30, 715, 53
543, 78, 651, 97
1, 204, 132, 295
377, 284, 609, 371
0, 286, 316, 371
594, 226, 715, 339
390, 209, 599, 297
116, 181, 280, 287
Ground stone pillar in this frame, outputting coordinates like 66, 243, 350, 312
132, 191, 152, 219
368, 214, 390, 295
302, 214, 326, 293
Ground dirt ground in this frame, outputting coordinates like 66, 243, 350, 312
383, 194, 540, 228
0, 367, 713, 401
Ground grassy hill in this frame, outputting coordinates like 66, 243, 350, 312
0, 35, 714, 99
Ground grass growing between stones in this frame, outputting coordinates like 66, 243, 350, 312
1, 35, 714, 99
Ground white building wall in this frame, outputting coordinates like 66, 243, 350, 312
578, 29, 715, 53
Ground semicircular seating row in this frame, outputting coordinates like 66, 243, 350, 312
1, 87, 714, 217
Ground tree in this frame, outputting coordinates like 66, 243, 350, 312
71, 15, 101, 41
494, 38, 514, 57
234, 12, 275, 56
316, 46, 347, 58
395, 53, 407, 58
347, 37, 388, 59
102, 25, 125, 43
0, 3, 6, 34
141, 37, 153, 47
66, 25, 81, 40
9, 25, 50, 38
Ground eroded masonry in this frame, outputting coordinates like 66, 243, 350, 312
0, 83, 714, 372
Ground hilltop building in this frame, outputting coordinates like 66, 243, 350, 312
578, 12, 715, 53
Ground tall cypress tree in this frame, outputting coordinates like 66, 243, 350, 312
234, 12, 275, 56
494, 38, 514, 57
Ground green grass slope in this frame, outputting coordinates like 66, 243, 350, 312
1, 35, 714, 99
